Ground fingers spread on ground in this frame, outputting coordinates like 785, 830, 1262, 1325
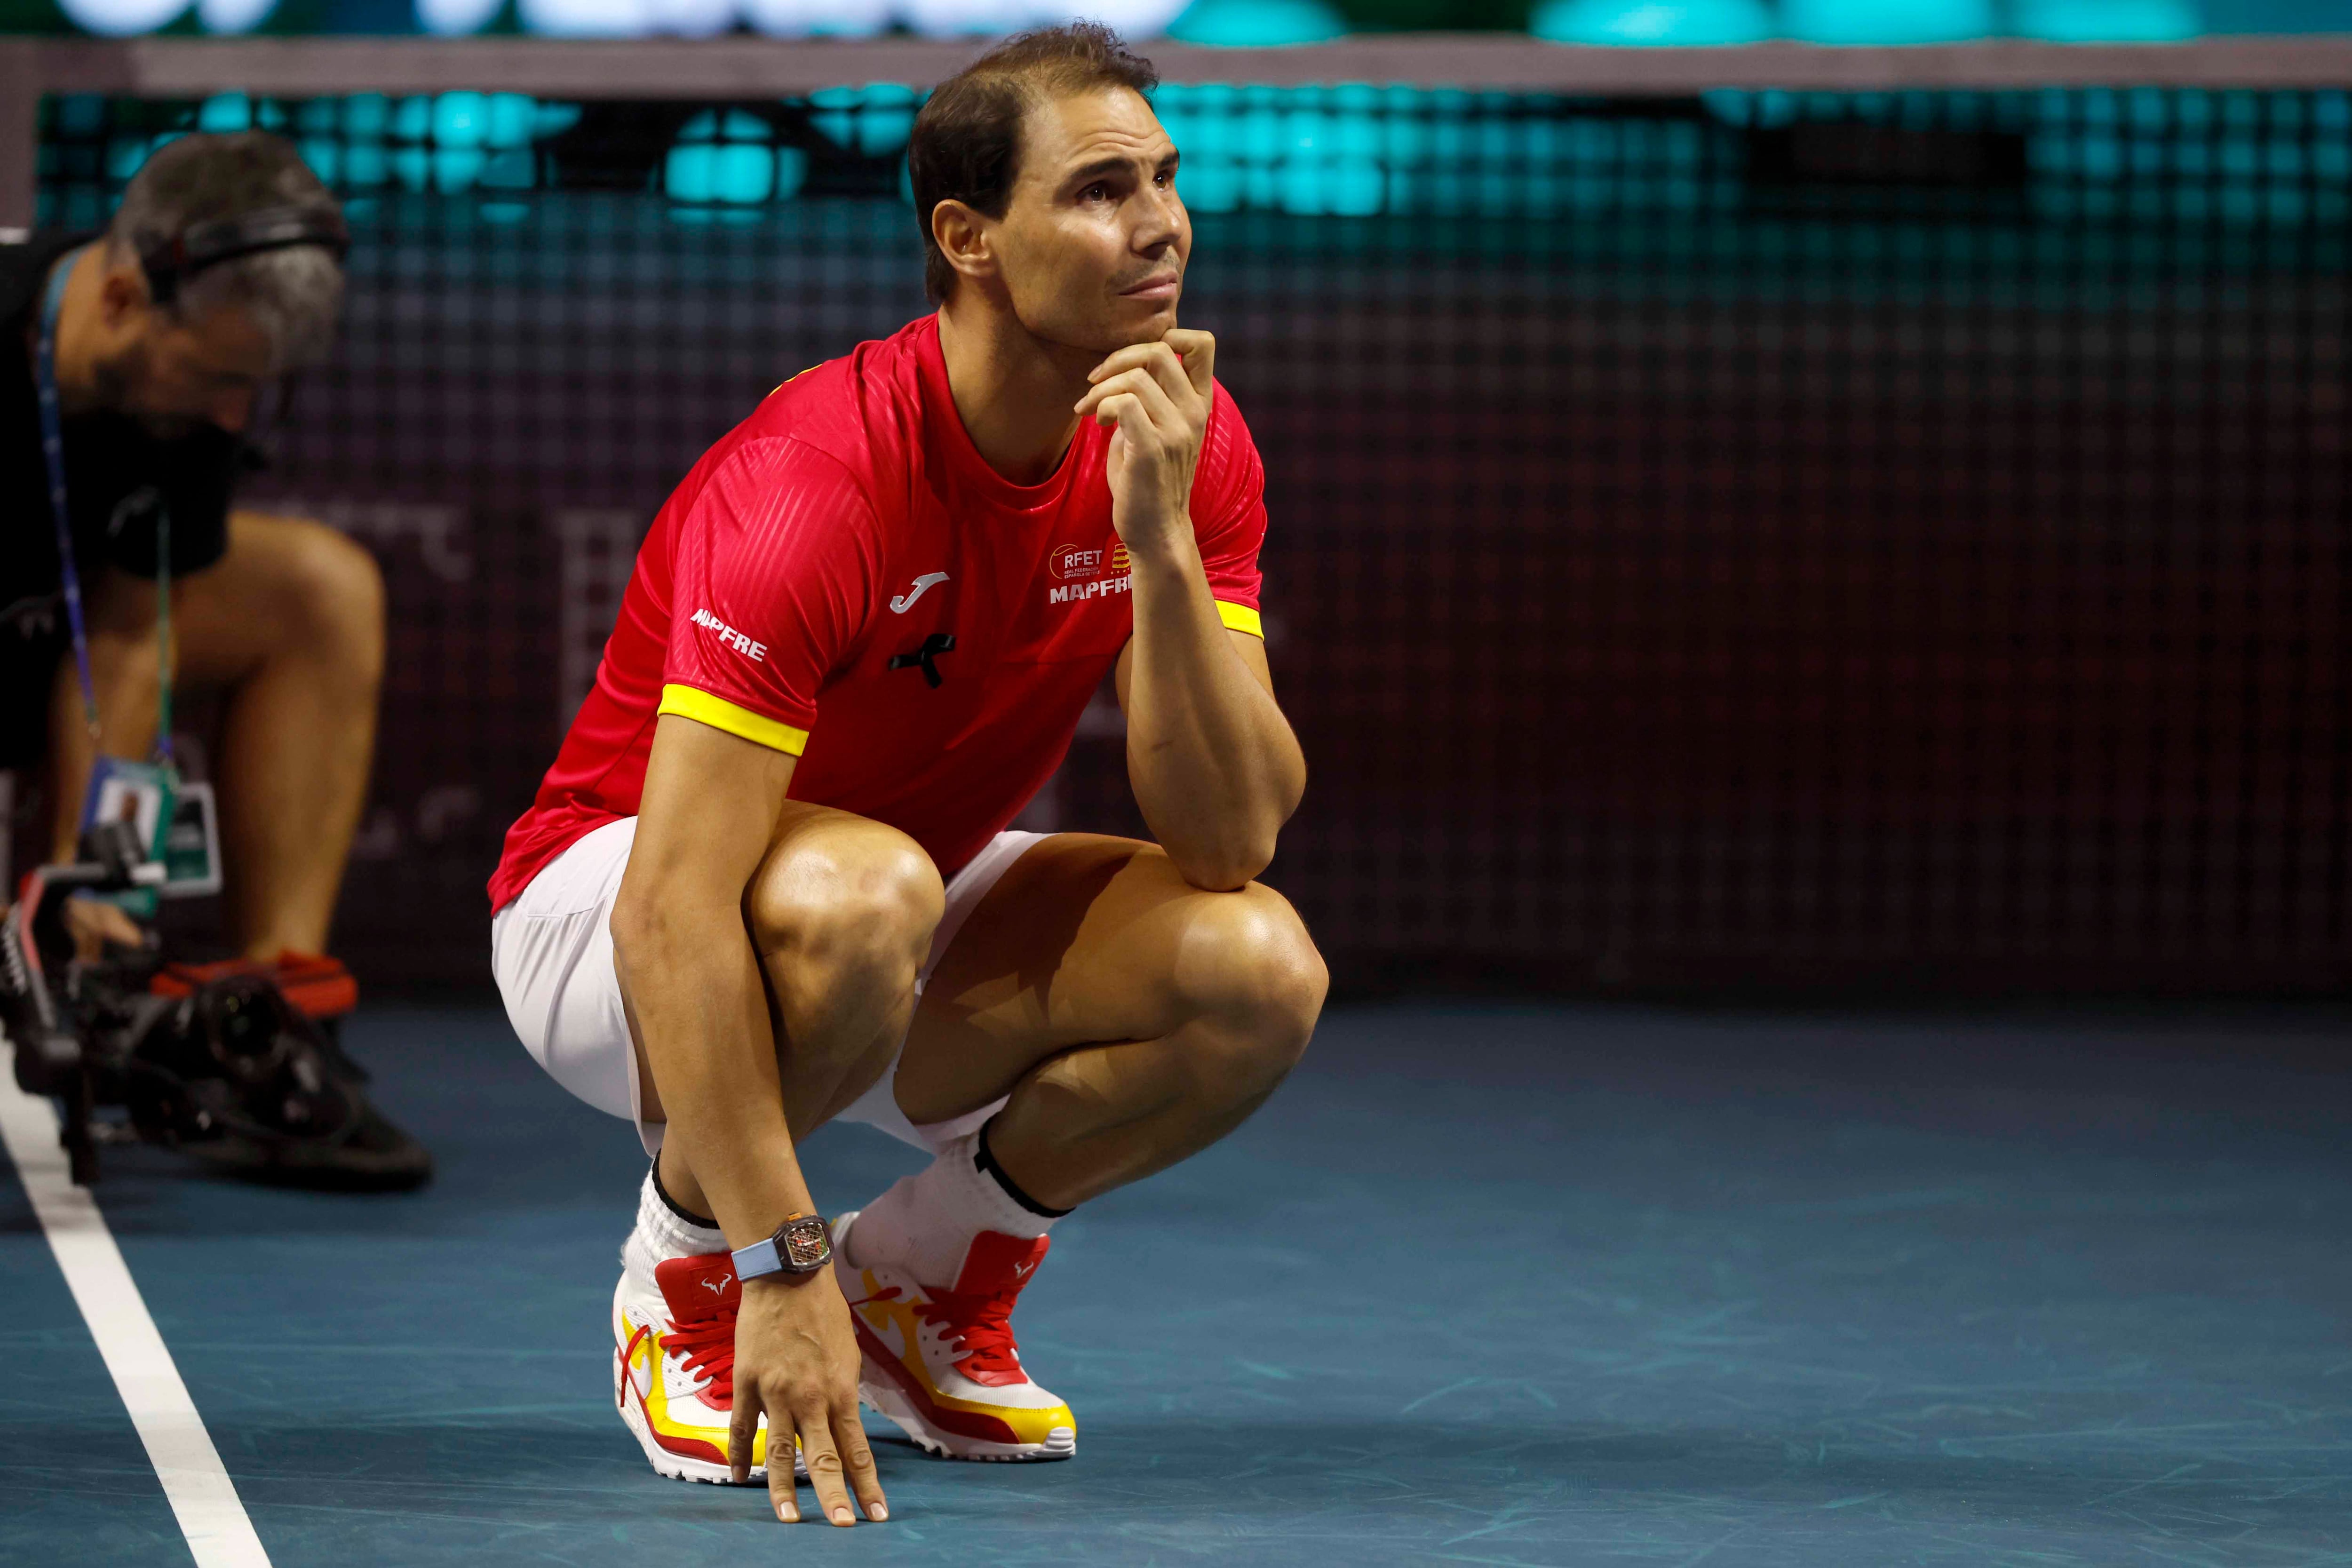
728, 1393, 759, 1487
796, 1405, 856, 1526
836, 1411, 889, 1522
767, 1431, 800, 1524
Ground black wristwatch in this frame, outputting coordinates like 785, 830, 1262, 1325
731, 1212, 833, 1282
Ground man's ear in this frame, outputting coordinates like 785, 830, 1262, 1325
96, 262, 151, 332
930, 199, 997, 291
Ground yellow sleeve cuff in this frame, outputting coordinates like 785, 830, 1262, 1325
657, 685, 810, 756
1216, 601, 1264, 638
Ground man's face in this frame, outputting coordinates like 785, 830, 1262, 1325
90, 263, 275, 437
987, 85, 1189, 355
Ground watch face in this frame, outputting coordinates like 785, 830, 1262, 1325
779, 1216, 831, 1270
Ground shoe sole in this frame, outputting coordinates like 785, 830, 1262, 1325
612, 1288, 803, 1486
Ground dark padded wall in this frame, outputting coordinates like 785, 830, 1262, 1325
31, 91, 2351, 995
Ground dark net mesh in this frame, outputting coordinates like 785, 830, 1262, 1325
30, 83, 2352, 994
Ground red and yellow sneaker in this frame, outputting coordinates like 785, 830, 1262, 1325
612, 1250, 803, 1484
831, 1210, 1077, 1462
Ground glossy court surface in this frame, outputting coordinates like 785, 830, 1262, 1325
3, 1001, 2346, 1566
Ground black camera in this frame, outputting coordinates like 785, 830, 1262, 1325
1, 822, 429, 1190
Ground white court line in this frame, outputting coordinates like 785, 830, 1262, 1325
0, 1047, 273, 1568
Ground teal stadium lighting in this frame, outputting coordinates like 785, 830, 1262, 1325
2012, 0, 2202, 39
1529, 0, 1771, 46
56, 0, 278, 34
36, 0, 2332, 41
195, 0, 275, 32
441, 0, 1182, 38
666, 109, 810, 215
195, 92, 283, 132
1153, 83, 1242, 212
1164, 0, 1347, 48
1780, 0, 1995, 44
809, 85, 922, 158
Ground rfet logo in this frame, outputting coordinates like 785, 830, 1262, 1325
1050, 543, 1105, 581
1050, 541, 1131, 581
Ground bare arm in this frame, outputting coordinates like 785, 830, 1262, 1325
46, 566, 172, 863
609, 712, 809, 1243
608, 714, 886, 1527
1114, 612, 1300, 891
41, 568, 171, 956
1080, 331, 1306, 891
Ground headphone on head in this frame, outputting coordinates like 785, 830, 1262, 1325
135, 204, 350, 307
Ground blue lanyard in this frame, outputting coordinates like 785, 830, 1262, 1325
36, 245, 173, 765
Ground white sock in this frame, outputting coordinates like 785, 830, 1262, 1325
846, 1128, 1057, 1289
626, 1165, 728, 1276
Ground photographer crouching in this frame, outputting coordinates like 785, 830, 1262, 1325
0, 131, 429, 1189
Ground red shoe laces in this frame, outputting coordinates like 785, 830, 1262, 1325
855, 1283, 1025, 1380
627, 1310, 737, 1402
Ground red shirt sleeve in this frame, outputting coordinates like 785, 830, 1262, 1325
1192, 382, 1269, 636
659, 436, 878, 754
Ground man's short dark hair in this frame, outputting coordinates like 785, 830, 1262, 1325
908, 22, 1160, 304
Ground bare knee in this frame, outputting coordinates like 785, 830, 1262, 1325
286, 520, 387, 666
1176, 883, 1328, 1090
745, 821, 945, 994
242, 515, 387, 683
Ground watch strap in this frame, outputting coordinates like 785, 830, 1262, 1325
731, 1236, 788, 1280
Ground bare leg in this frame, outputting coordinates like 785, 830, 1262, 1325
174, 514, 384, 959
47, 512, 384, 961
895, 834, 1328, 1212
638, 802, 944, 1224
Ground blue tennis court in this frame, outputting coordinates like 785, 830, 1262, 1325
5, 1000, 2345, 1566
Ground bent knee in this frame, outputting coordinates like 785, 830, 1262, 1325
242, 516, 387, 661
1177, 883, 1328, 1068
746, 821, 945, 977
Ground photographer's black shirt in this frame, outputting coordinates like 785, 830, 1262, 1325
1, 229, 241, 763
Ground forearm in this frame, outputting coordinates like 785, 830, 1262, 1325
612, 902, 815, 1249
46, 604, 168, 861
1123, 535, 1305, 890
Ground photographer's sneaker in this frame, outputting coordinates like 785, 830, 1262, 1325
832, 1210, 1076, 1462
612, 1249, 803, 1484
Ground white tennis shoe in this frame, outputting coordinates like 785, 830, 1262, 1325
833, 1209, 1077, 1462
612, 1235, 805, 1484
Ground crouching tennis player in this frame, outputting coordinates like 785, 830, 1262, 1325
488, 23, 1324, 1527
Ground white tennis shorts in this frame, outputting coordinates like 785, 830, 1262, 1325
489, 816, 1047, 1157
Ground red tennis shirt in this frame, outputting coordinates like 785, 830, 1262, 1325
488, 315, 1268, 912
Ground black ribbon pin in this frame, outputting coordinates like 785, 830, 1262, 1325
888, 632, 956, 688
